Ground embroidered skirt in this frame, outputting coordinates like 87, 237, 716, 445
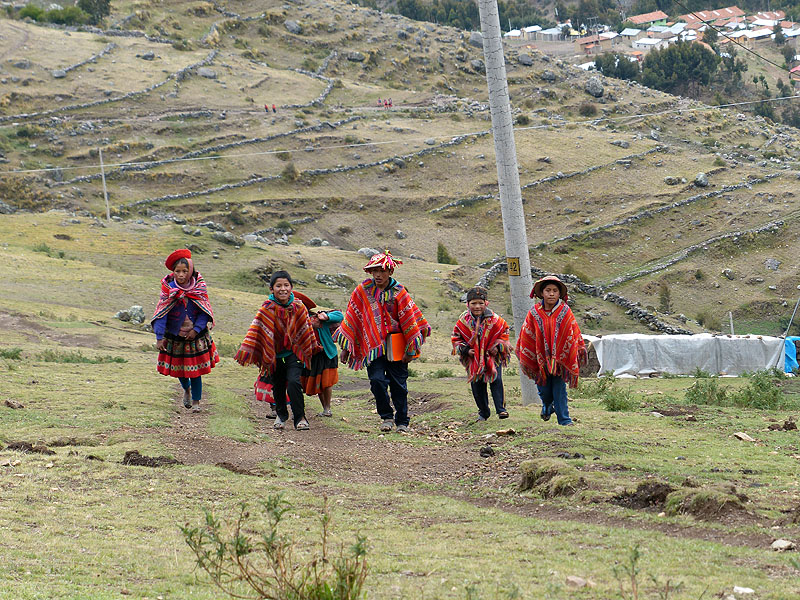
301, 352, 339, 395
157, 328, 219, 378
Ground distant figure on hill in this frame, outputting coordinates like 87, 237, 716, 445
235, 271, 319, 431
452, 286, 511, 421
336, 251, 430, 433
151, 249, 219, 413
388, 98, 393, 108
516, 275, 586, 426
377, 98, 382, 107
265, 104, 269, 113
383, 99, 388, 109
272, 104, 277, 113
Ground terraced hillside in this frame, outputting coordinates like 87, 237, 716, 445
2, 0, 800, 335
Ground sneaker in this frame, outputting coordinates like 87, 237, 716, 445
396, 424, 410, 433
540, 404, 551, 422
191, 400, 201, 413
274, 417, 286, 430
295, 419, 310, 431
265, 406, 277, 419
379, 419, 394, 432
498, 411, 509, 419
477, 414, 488, 421
183, 389, 192, 409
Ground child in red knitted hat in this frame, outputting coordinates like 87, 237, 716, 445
151, 249, 219, 412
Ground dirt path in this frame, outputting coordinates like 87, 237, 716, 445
160, 387, 786, 552
0, 22, 30, 62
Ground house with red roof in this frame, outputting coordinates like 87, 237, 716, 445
628, 10, 669, 27
680, 6, 744, 27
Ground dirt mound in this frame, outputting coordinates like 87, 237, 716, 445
612, 481, 675, 509
6, 441, 55, 455
216, 461, 256, 475
665, 484, 748, 520
122, 450, 181, 468
519, 458, 587, 498
652, 405, 700, 417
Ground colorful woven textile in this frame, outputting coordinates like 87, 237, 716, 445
235, 298, 319, 376
363, 250, 402, 272
451, 310, 511, 383
336, 278, 430, 370
157, 330, 219, 378
515, 300, 585, 388
151, 273, 215, 327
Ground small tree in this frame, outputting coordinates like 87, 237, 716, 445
436, 242, 457, 265
658, 282, 671, 313
77, 0, 110, 25
774, 23, 786, 45
703, 25, 718, 45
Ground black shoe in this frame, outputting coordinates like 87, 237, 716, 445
540, 405, 551, 421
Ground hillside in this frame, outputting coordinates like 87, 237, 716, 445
1, 0, 800, 338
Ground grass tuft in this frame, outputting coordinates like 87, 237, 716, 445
37, 349, 126, 364
0, 347, 22, 360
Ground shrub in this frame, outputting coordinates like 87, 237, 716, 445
0, 347, 22, 360
685, 377, 728, 406
731, 369, 785, 409
658, 281, 671, 313
515, 114, 530, 126
44, 6, 89, 25
37, 350, 126, 364
691, 367, 712, 378
696, 310, 717, 329
436, 242, 457, 265
578, 102, 597, 117
281, 162, 299, 181
600, 386, 637, 412
19, 4, 45, 20
429, 368, 453, 379
562, 261, 590, 283
275, 150, 291, 161
181, 495, 368, 600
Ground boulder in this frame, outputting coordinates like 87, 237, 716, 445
197, 67, 217, 79
51, 69, 67, 79
694, 172, 708, 187
518, 53, 533, 67
468, 31, 483, 48
540, 69, 556, 82
610, 140, 630, 149
470, 59, 485, 73
212, 231, 244, 246
357, 247, 379, 259
397, 29, 409, 40
0, 201, 15, 214
284, 20, 302, 34
315, 273, 356, 289
722, 268, 735, 280
305, 237, 325, 246
11, 59, 31, 69
771, 539, 796, 552
395, 230, 407, 239
664, 176, 681, 185
765, 258, 781, 271
114, 305, 145, 324
139, 51, 155, 61
424, 138, 436, 146
585, 77, 604, 98
347, 51, 366, 62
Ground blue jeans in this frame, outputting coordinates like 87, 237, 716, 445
367, 354, 409, 426
537, 375, 572, 425
179, 376, 202, 402
470, 371, 506, 419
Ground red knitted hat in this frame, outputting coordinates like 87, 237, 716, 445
363, 250, 402, 272
165, 248, 192, 271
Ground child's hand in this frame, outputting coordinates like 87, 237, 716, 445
157, 339, 167, 351
467, 349, 475, 357
185, 330, 197, 340
318, 312, 329, 321
488, 347, 498, 357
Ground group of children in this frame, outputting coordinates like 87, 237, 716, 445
151, 248, 587, 430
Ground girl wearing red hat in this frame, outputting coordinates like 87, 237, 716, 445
515, 275, 586, 425
151, 249, 219, 412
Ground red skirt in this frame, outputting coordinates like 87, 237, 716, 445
157, 329, 219, 378
301, 352, 338, 395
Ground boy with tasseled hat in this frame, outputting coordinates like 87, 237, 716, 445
515, 275, 586, 425
336, 251, 430, 433
452, 286, 512, 421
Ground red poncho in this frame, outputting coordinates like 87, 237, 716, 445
151, 272, 215, 327
451, 310, 511, 383
515, 300, 585, 388
235, 296, 320, 376
336, 278, 430, 370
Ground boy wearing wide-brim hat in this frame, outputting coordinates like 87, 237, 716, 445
515, 275, 586, 425
336, 251, 430, 433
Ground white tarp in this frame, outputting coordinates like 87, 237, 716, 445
584, 333, 783, 377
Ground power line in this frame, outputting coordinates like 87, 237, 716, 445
2, 93, 799, 176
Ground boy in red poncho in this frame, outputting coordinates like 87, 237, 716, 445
336, 251, 430, 433
452, 286, 511, 421
515, 275, 586, 426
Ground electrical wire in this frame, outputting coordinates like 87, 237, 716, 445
2, 92, 799, 176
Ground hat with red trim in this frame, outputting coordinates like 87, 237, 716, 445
165, 248, 192, 271
292, 290, 317, 311
363, 250, 402, 272
531, 275, 568, 301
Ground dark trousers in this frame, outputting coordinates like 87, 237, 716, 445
537, 374, 572, 425
367, 354, 409, 426
470, 371, 505, 419
272, 354, 305, 426
179, 376, 202, 402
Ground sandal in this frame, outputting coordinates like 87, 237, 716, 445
274, 417, 286, 430
183, 389, 192, 409
295, 419, 310, 431
317, 410, 332, 417
265, 406, 277, 419
498, 411, 509, 419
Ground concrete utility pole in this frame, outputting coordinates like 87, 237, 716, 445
477, 0, 537, 405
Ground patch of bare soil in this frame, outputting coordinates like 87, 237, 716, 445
6, 441, 55, 455
0, 310, 100, 348
612, 481, 675, 510
159, 387, 777, 551
122, 450, 181, 467
651, 405, 700, 417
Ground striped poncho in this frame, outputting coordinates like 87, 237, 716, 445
151, 272, 215, 327
336, 278, 430, 370
515, 299, 585, 388
235, 296, 320, 376
451, 309, 511, 383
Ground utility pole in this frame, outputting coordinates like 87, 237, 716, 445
477, 0, 537, 405
99, 148, 110, 221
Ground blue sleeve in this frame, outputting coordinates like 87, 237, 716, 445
153, 315, 167, 339
326, 310, 343, 325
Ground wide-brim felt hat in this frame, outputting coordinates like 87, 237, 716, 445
531, 275, 568, 301
292, 290, 317, 311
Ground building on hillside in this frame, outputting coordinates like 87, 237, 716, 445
575, 34, 614, 54
629, 50, 644, 62
504, 29, 522, 39
523, 25, 542, 40
747, 28, 774, 42
619, 27, 645, 42
790, 64, 800, 81
628, 10, 669, 27
632, 37, 665, 51
748, 10, 786, 24
534, 26, 567, 41
679, 6, 744, 27
647, 25, 673, 39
